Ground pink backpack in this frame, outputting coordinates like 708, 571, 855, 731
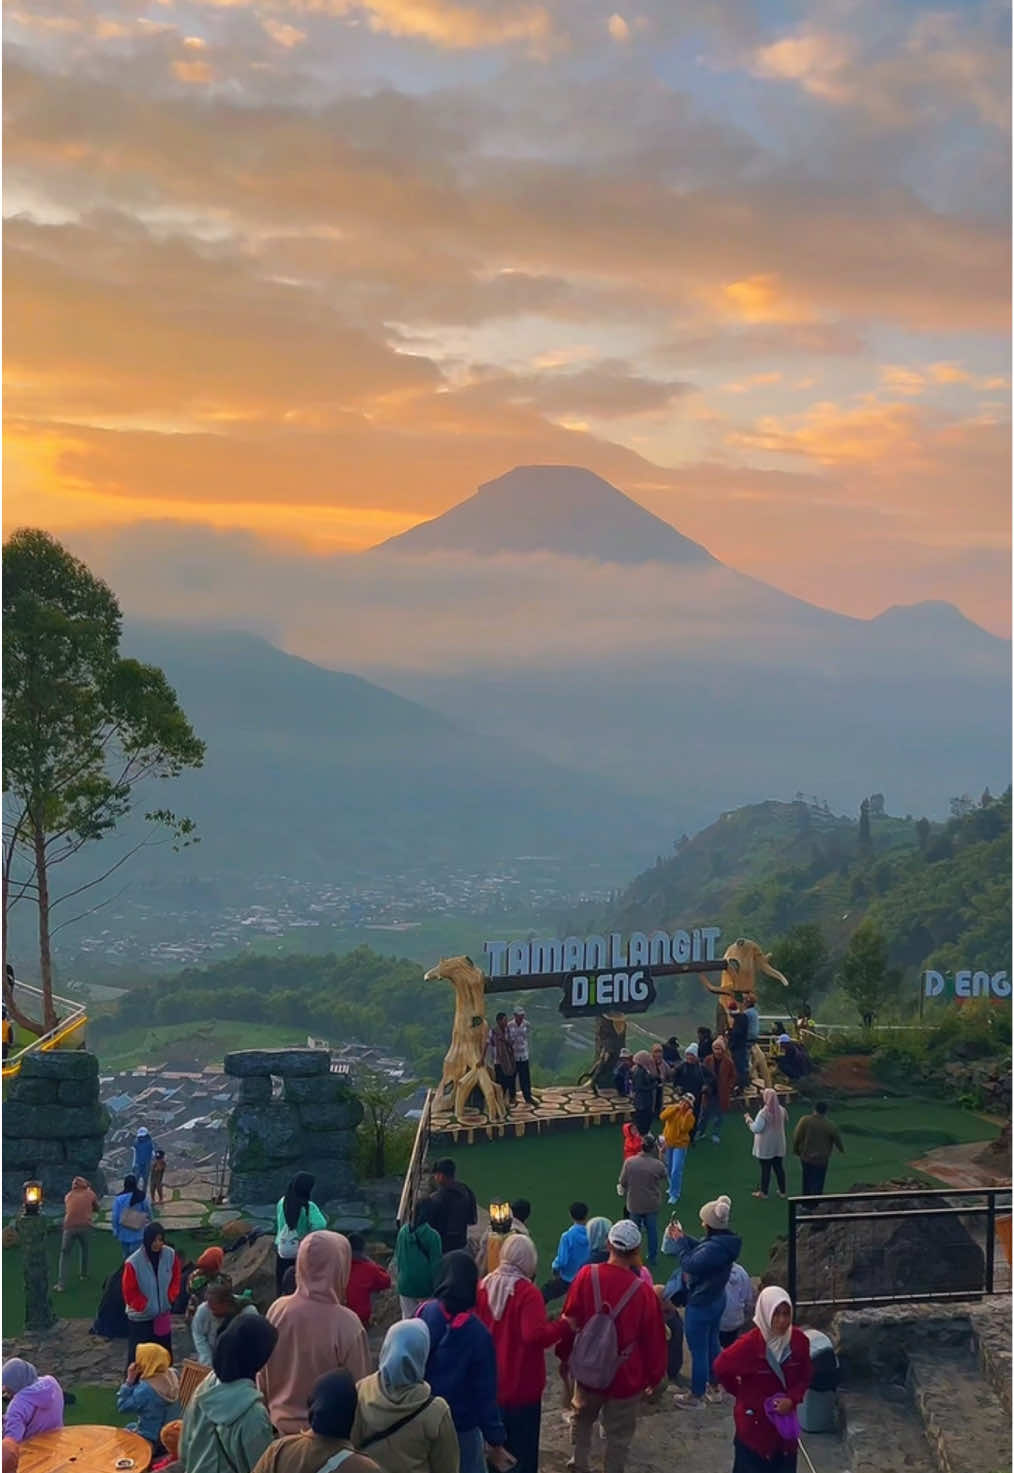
569, 1265, 644, 1390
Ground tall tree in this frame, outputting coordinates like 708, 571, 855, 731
769, 924, 832, 1014
355, 1069, 416, 1177
858, 798, 872, 856
837, 920, 898, 1026
3, 530, 205, 1032
915, 817, 932, 853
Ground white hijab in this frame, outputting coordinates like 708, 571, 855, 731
754, 1284, 793, 1363
482, 1233, 538, 1321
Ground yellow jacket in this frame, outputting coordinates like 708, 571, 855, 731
659, 1102, 695, 1149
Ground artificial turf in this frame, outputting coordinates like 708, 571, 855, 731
453, 1095, 999, 1279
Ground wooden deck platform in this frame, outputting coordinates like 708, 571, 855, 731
429, 1081, 795, 1147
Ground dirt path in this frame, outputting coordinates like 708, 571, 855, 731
911, 1139, 1012, 1189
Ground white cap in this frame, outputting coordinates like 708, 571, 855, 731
608, 1219, 642, 1251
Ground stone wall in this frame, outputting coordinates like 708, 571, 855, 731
225, 1048, 363, 1205
2, 1051, 109, 1204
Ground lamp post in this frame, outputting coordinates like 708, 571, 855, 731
485, 1198, 514, 1272
20, 1180, 56, 1333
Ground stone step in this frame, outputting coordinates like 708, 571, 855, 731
969, 1304, 1012, 1418
842, 1385, 935, 1473
907, 1348, 1012, 1473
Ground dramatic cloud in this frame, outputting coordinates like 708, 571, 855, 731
3, 0, 1010, 633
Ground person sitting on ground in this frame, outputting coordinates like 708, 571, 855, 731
618, 1134, 667, 1266
116, 1343, 181, 1450
260, 1231, 370, 1436
612, 1049, 634, 1097
274, 1173, 327, 1296
745, 1089, 789, 1200
192, 1282, 260, 1366
55, 1175, 100, 1292
658, 1094, 696, 1204
621, 1120, 642, 1161
253, 1370, 380, 1473
346, 1233, 393, 1329
541, 1201, 590, 1304
719, 1261, 754, 1349
427, 1160, 478, 1256
662, 1195, 743, 1409
112, 1174, 152, 1261
477, 1233, 564, 1473
775, 1034, 813, 1082
353, 1320, 457, 1473
713, 1286, 812, 1473
394, 1200, 444, 1320
1, 1361, 64, 1443
557, 1220, 666, 1473
151, 1419, 183, 1473
182, 1314, 278, 1473
585, 1217, 612, 1266
418, 1252, 511, 1473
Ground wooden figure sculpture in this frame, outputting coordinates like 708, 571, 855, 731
424, 955, 507, 1122
698, 937, 789, 1033
578, 1013, 627, 1093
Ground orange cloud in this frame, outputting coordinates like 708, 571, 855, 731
718, 275, 815, 325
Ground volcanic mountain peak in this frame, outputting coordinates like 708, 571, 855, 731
375, 464, 716, 565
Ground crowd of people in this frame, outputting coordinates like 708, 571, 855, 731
1, 1011, 836, 1473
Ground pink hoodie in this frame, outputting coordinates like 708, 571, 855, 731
258, 1231, 370, 1434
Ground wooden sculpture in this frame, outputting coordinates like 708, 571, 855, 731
424, 955, 507, 1121
697, 936, 789, 1035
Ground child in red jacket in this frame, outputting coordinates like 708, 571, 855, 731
713, 1286, 812, 1473
621, 1121, 643, 1161
344, 1234, 392, 1328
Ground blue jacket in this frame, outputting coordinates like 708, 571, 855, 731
663, 1228, 742, 1307
116, 1378, 180, 1444
552, 1222, 589, 1284
132, 1136, 155, 1178
417, 1302, 505, 1444
111, 1192, 152, 1249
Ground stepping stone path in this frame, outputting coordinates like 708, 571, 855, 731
331, 1215, 374, 1235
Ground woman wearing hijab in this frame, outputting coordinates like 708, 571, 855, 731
393, 1200, 443, 1320
1, 1361, 63, 1443
630, 1051, 657, 1135
275, 1173, 327, 1294
182, 1314, 278, 1473
701, 1037, 737, 1144
252, 1371, 380, 1473
417, 1252, 509, 1473
584, 1217, 612, 1266
713, 1287, 811, 1472
744, 1089, 789, 1199
475, 1235, 564, 1473
112, 1174, 152, 1259
122, 1223, 181, 1370
259, 1231, 370, 1435
353, 1322, 458, 1473
116, 1343, 181, 1448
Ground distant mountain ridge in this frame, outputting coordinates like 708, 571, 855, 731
376, 464, 717, 566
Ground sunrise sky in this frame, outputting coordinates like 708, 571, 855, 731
4, 0, 1011, 631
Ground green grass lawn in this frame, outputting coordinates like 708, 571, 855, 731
455, 1097, 999, 1279
65, 1385, 119, 1427
2, 1227, 212, 1337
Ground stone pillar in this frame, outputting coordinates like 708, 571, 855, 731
224, 1049, 364, 1206
19, 1212, 56, 1333
1, 1051, 109, 1207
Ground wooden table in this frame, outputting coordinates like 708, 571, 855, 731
17, 1426, 152, 1473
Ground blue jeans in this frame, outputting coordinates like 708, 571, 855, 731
685, 1294, 725, 1398
698, 1098, 723, 1140
457, 1427, 486, 1473
666, 1147, 686, 1203
631, 1211, 658, 1264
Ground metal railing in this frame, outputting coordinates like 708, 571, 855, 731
788, 1186, 1013, 1310
2, 981, 88, 1079
397, 1088, 433, 1229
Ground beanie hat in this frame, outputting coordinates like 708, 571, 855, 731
700, 1195, 732, 1231
608, 1219, 642, 1252
779, 1034, 791, 1044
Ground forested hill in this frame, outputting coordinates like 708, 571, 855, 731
563, 790, 1012, 980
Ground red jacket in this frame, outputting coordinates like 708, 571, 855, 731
622, 1123, 642, 1160
122, 1253, 181, 1318
346, 1258, 392, 1326
714, 1326, 812, 1459
475, 1277, 565, 1408
558, 1263, 666, 1400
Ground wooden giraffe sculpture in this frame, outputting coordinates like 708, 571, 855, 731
698, 936, 789, 1039
424, 955, 507, 1122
